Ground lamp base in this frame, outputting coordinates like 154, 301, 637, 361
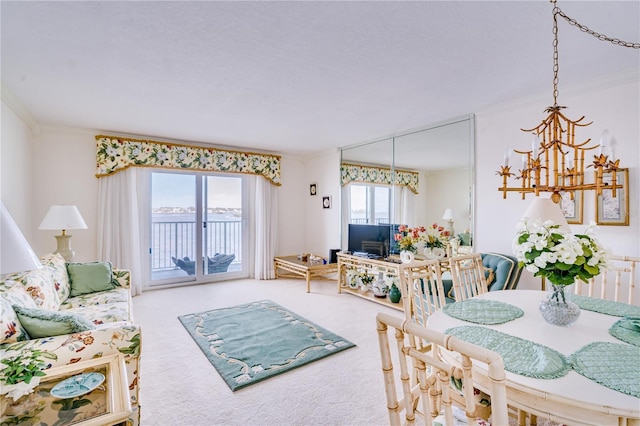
54, 234, 75, 262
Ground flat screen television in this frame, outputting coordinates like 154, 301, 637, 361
348, 223, 408, 258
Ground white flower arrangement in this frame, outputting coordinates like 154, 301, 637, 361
512, 219, 609, 286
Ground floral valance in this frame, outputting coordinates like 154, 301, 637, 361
340, 163, 419, 194
95, 135, 281, 185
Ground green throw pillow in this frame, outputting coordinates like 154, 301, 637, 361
67, 262, 118, 297
13, 305, 95, 338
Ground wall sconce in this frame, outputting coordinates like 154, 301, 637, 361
38, 205, 88, 262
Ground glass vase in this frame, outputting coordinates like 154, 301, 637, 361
538, 284, 580, 326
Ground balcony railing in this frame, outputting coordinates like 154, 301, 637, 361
151, 220, 242, 270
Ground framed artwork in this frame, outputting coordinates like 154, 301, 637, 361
322, 196, 332, 209
309, 183, 317, 196
560, 191, 583, 224
596, 168, 629, 226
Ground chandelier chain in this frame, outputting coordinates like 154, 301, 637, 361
552, 6, 560, 106
555, 7, 640, 49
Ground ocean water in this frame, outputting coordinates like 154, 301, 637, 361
152, 213, 242, 269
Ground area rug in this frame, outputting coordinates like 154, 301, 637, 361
178, 300, 356, 391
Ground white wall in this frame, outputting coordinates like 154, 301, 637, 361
31, 128, 99, 261
1, 101, 36, 240
424, 167, 471, 235
276, 154, 307, 256
300, 150, 342, 258
476, 76, 639, 290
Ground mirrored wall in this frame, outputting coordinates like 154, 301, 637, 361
339, 115, 475, 255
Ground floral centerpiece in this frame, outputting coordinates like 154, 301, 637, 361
512, 218, 609, 326
393, 225, 426, 254
424, 223, 451, 249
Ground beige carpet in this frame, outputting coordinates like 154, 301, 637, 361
133, 278, 560, 426
134, 278, 399, 425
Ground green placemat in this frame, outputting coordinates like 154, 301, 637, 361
445, 326, 571, 379
570, 341, 640, 398
443, 299, 524, 325
609, 317, 640, 347
572, 295, 640, 317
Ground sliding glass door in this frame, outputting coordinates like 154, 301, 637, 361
149, 171, 247, 286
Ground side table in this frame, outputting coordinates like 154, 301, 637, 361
1, 353, 131, 426
274, 255, 338, 292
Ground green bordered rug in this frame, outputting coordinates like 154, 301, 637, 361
178, 300, 356, 391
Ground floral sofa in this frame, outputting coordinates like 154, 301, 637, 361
0, 253, 141, 426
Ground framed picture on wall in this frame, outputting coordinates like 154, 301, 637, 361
596, 168, 629, 226
322, 196, 331, 209
560, 191, 583, 224
309, 183, 317, 196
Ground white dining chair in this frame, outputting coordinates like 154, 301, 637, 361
402, 259, 448, 327
375, 312, 509, 426
448, 253, 489, 301
573, 255, 639, 305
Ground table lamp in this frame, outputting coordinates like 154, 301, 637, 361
1, 202, 42, 276
442, 208, 455, 236
520, 197, 570, 233
38, 205, 88, 262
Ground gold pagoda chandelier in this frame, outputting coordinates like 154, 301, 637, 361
497, 0, 639, 203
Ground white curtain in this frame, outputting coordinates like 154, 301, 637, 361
394, 185, 415, 226
252, 176, 278, 279
97, 168, 145, 296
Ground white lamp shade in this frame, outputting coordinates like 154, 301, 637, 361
38, 205, 88, 231
442, 209, 455, 220
520, 197, 570, 233
1, 203, 42, 275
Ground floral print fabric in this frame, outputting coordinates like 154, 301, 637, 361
0, 256, 140, 425
96, 135, 281, 185
39, 253, 71, 302
340, 162, 419, 193
8, 269, 61, 311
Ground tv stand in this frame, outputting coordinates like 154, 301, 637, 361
336, 252, 431, 312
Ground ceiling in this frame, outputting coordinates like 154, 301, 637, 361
2, 1, 638, 157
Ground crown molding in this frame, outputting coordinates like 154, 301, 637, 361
1, 84, 41, 135
477, 68, 639, 116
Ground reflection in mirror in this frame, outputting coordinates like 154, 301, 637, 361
340, 115, 474, 258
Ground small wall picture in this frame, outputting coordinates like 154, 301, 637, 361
310, 183, 317, 196
322, 196, 331, 209
596, 168, 629, 226
560, 191, 583, 224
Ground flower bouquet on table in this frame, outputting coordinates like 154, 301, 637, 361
512, 219, 609, 326
424, 223, 450, 249
394, 225, 426, 254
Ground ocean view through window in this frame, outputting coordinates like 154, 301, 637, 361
150, 172, 246, 284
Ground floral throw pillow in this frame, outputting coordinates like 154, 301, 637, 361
9, 268, 61, 311
0, 281, 38, 343
40, 253, 71, 302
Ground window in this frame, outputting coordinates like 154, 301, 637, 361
349, 184, 390, 224
149, 171, 247, 285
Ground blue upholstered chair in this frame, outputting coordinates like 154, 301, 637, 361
440, 252, 522, 303
480, 252, 523, 291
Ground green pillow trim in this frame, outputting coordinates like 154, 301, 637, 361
13, 305, 95, 338
66, 261, 118, 297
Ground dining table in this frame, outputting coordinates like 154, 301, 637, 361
427, 290, 640, 426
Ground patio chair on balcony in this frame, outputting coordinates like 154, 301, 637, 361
207, 253, 236, 273
172, 254, 235, 275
